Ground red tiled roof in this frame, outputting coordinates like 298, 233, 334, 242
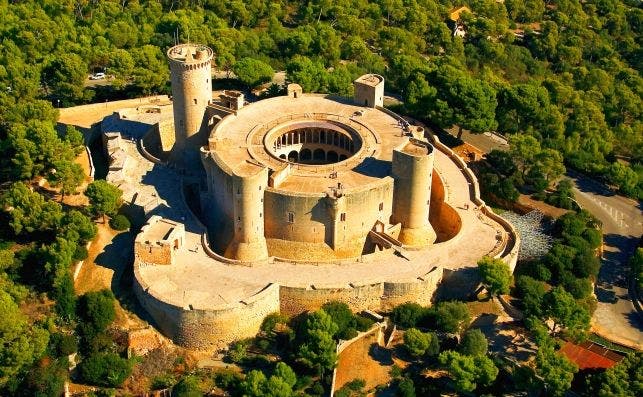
559, 341, 624, 370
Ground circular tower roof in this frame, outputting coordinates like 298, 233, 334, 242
167, 44, 213, 65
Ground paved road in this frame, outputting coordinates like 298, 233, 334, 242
567, 170, 642, 349
455, 130, 643, 349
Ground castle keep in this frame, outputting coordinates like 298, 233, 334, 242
126, 44, 520, 350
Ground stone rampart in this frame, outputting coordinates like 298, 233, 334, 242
133, 260, 279, 350
279, 269, 442, 316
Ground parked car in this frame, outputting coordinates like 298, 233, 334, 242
89, 72, 106, 80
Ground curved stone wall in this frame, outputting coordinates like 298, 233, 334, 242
264, 178, 394, 259
133, 259, 279, 349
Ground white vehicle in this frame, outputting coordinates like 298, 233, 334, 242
90, 72, 106, 80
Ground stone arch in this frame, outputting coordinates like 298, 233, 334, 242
313, 148, 325, 162
327, 150, 339, 163
279, 154, 286, 160
288, 150, 298, 162
300, 148, 312, 161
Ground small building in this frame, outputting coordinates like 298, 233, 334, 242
134, 216, 185, 266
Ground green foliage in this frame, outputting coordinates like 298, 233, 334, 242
477, 256, 512, 296
321, 301, 360, 340
515, 275, 546, 317
534, 346, 578, 397
543, 286, 590, 339
403, 328, 439, 358
335, 378, 366, 397
260, 312, 289, 335
77, 289, 116, 335
77, 352, 133, 387
391, 302, 427, 329
545, 179, 576, 209
0, 289, 49, 388
589, 352, 643, 397
85, 181, 122, 222
459, 329, 488, 357
433, 301, 471, 335
397, 377, 416, 397
438, 350, 499, 392
171, 375, 203, 397
1, 182, 63, 236
109, 214, 130, 231
21, 357, 68, 397
233, 57, 274, 87
227, 340, 249, 364
237, 363, 298, 397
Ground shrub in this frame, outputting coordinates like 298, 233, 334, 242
77, 289, 116, 335
171, 375, 203, 397
354, 315, 374, 331
459, 329, 488, 357
78, 352, 133, 387
49, 332, 78, 357
73, 244, 88, 261
391, 302, 427, 328
398, 377, 416, 397
109, 214, 130, 231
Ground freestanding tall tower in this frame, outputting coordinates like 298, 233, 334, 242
167, 44, 213, 165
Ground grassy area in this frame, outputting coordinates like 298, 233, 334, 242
587, 333, 637, 355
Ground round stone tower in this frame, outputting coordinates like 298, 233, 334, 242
167, 44, 213, 163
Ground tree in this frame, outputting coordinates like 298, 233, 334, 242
515, 275, 546, 317
0, 289, 49, 388
85, 180, 122, 223
48, 160, 84, 200
438, 350, 498, 392
391, 302, 426, 328
459, 329, 488, 357
403, 328, 436, 358
77, 352, 133, 387
477, 256, 512, 296
433, 301, 471, 335
296, 328, 337, 376
534, 346, 578, 396
398, 377, 416, 397
321, 301, 357, 340
285, 55, 328, 92
542, 286, 590, 338
232, 57, 274, 88
486, 149, 516, 177
1, 182, 63, 235
589, 352, 642, 397
172, 375, 203, 397
41, 53, 91, 104
77, 289, 116, 336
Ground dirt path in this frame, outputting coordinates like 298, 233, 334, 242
74, 223, 142, 329
334, 332, 404, 393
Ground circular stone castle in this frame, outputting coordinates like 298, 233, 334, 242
123, 44, 520, 350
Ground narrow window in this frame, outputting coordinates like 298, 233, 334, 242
287, 212, 294, 223
340, 213, 346, 222
194, 98, 197, 104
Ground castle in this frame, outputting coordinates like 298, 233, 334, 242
127, 44, 520, 350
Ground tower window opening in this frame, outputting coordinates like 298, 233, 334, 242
340, 213, 346, 222
194, 98, 197, 104
287, 212, 294, 223
379, 202, 384, 211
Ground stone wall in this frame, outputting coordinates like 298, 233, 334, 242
429, 172, 462, 242
133, 261, 280, 350
279, 269, 442, 316
264, 178, 394, 259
